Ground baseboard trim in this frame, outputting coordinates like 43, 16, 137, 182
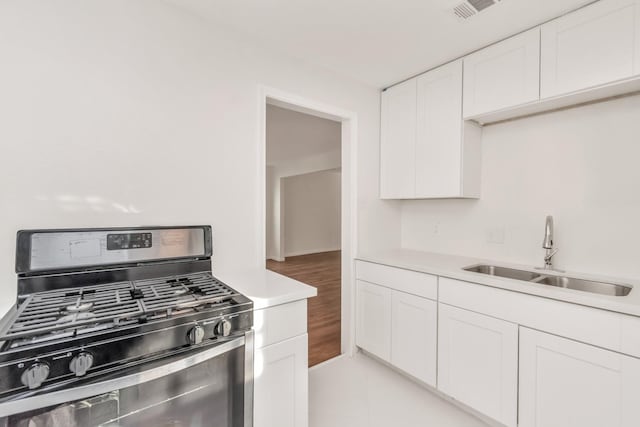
284, 247, 341, 258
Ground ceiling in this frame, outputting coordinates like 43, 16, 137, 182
165, 0, 594, 88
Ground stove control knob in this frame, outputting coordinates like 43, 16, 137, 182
188, 325, 205, 345
215, 319, 232, 337
70, 352, 94, 377
21, 362, 50, 390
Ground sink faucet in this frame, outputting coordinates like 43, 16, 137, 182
542, 215, 558, 269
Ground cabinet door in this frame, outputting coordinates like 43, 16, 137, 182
254, 334, 309, 427
541, 0, 640, 98
415, 60, 463, 198
438, 303, 518, 427
380, 78, 417, 199
463, 27, 541, 117
519, 327, 640, 427
391, 291, 437, 386
356, 280, 392, 361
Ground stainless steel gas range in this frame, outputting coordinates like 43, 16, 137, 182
0, 225, 253, 427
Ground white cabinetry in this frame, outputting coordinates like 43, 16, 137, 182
391, 291, 437, 386
519, 327, 640, 427
255, 334, 308, 427
253, 301, 310, 427
355, 262, 438, 385
380, 60, 481, 199
380, 79, 417, 199
437, 303, 518, 427
541, 0, 640, 98
356, 280, 392, 361
463, 28, 541, 118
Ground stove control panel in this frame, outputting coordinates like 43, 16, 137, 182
107, 233, 152, 250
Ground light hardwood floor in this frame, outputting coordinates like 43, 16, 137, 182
266, 251, 341, 367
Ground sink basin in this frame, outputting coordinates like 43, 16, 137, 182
531, 275, 632, 297
463, 264, 632, 297
464, 265, 542, 281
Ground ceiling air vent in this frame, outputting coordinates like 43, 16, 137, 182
454, 0, 503, 20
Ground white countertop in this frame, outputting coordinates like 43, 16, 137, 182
357, 249, 640, 317
216, 268, 317, 310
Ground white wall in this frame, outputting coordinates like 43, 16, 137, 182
283, 170, 341, 257
402, 94, 640, 279
0, 0, 401, 311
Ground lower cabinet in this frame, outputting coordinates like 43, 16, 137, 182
356, 280, 392, 361
519, 327, 640, 427
254, 334, 309, 427
356, 280, 437, 385
391, 291, 437, 386
437, 303, 518, 427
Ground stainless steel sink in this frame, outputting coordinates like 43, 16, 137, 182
463, 264, 632, 297
531, 275, 632, 296
464, 265, 542, 281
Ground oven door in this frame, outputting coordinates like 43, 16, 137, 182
0, 333, 253, 427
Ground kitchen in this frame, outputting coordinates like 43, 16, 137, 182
1, 0, 639, 426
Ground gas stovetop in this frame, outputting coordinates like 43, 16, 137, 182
0, 226, 253, 399
2, 272, 241, 351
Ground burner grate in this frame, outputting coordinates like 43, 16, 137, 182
134, 273, 238, 315
4, 282, 143, 342
1, 272, 239, 348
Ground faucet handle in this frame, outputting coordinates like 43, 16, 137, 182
544, 248, 558, 261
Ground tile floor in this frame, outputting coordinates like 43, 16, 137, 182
309, 351, 489, 427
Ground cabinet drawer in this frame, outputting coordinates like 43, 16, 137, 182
355, 261, 437, 300
253, 300, 307, 349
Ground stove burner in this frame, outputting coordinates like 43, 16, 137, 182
64, 302, 94, 313
57, 312, 96, 325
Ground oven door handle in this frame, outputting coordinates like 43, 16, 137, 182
0, 336, 245, 418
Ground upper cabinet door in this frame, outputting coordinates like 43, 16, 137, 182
415, 60, 464, 198
541, 0, 640, 98
380, 79, 417, 199
463, 28, 541, 118
519, 327, 640, 427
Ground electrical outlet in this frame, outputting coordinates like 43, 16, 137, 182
486, 226, 505, 244
433, 222, 441, 236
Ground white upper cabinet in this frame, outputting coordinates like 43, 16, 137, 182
438, 303, 518, 427
519, 327, 640, 427
380, 79, 417, 199
463, 28, 541, 118
541, 0, 640, 98
416, 60, 465, 198
380, 59, 481, 199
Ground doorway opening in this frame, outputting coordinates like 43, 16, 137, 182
264, 103, 342, 367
